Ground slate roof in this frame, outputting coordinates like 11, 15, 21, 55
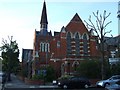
35, 30, 52, 37
105, 35, 120, 46
40, 1, 48, 24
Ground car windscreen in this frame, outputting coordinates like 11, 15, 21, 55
112, 76, 120, 79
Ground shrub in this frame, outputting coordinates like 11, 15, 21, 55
32, 66, 55, 82
45, 66, 55, 82
110, 62, 120, 76
77, 60, 101, 79
31, 74, 44, 80
58, 75, 73, 80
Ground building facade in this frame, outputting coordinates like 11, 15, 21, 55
107, 1, 120, 65
31, 1, 100, 77
22, 49, 33, 78
105, 35, 120, 65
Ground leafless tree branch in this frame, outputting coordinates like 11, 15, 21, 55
103, 21, 112, 30
104, 30, 112, 36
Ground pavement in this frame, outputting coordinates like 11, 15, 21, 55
2, 74, 58, 89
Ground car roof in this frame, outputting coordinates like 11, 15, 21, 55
112, 75, 120, 77
71, 77, 88, 79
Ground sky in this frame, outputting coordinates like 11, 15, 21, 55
0, 0, 119, 60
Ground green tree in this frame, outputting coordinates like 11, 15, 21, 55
0, 36, 20, 81
110, 63, 120, 75
77, 60, 101, 79
32, 66, 55, 82
77, 59, 111, 79
45, 66, 55, 82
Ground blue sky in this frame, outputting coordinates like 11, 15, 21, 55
0, 0, 119, 59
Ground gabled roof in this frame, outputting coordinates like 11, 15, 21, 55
70, 13, 82, 22
40, 1, 48, 24
65, 13, 88, 34
61, 26, 66, 33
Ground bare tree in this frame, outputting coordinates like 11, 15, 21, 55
84, 10, 112, 79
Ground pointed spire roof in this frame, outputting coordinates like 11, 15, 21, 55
49, 30, 52, 36
40, 1, 48, 24
70, 13, 82, 22
61, 26, 66, 33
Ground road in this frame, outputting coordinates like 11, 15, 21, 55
4, 87, 107, 90
0, 74, 108, 90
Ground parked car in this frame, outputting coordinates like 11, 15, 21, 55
58, 77, 91, 89
0, 72, 2, 83
53, 75, 73, 85
52, 80, 58, 85
96, 75, 120, 88
105, 80, 120, 90
0, 71, 7, 84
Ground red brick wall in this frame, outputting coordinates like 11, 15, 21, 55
32, 14, 101, 77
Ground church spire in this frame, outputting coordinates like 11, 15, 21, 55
40, 1, 48, 24
40, 1, 48, 36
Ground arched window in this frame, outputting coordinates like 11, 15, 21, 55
40, 42, 49, 52
46, 43, 50, 52
43, 43, 46, 52
44, 43, 47, 52
72, 61, 79, 71
40, 42, 44, 52
67, 32, 72, 56
57, 41, 60, 48
75, 32, 80, 56
83, 34, 88, 56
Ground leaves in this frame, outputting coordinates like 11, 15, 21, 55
0, 36, 20, 74
77, 60, 101, 78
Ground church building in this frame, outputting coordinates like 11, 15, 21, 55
31, 1, 100, 77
